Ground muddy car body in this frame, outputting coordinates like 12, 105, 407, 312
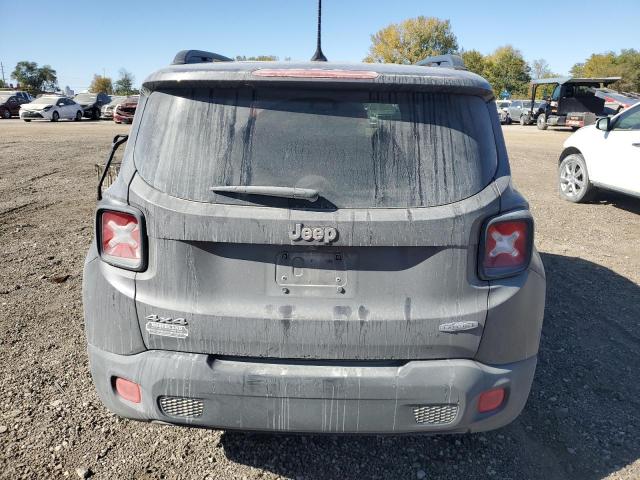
83, 51, 546, 434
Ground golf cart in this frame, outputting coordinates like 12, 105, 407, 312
523, 77, 621, 130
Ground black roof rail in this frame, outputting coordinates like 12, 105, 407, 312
416, 54, 466, 70
172, 50, 234, 65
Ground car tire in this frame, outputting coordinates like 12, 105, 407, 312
1, 108, 10, 119
537, 114, 547, 130
75, 111, 82, 121
51, 111, 59, 122
92, 108, 100, 120
23, 119, 31, 122
506, 115, 512, 125
559, 153, 595, 203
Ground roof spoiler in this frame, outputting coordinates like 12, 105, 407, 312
416, 54, 466, 70
172, 50, 234, 65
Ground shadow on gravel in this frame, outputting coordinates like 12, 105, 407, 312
221, 253, 639, 480
591, 191, 640, 215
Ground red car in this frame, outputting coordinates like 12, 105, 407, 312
113, 95, 139, 124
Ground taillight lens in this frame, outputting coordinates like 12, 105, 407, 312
479, 213, 533, 279
97, 209, 146, 271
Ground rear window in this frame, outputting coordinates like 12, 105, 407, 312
134, 87, 497, 208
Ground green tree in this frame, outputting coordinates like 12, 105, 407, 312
11, 61, 58, 94
114, 69, 137, 96
617, 49, 640, 92
576, 52, 620, 78
364, 16, 459, 64
460, 50, 486, 76
483, 46, 531, 97
569, 62, 585, 77
569, 50, 640, 92
89, 74, 113, 94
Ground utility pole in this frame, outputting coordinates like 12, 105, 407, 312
0, 62, 5, 85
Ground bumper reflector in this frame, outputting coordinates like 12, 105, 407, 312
115, 377, 141, 404
477, 387, 505, 413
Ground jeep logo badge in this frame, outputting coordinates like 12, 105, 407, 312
289, 223, 338, 244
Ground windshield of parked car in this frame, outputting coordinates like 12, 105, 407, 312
134, 87, 497, 209
31, 96, 59, 104
497, 101, 510, 108
74, 94, 97, 103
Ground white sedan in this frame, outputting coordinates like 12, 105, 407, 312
20, 95, 84, 122
558, 103, 640, 202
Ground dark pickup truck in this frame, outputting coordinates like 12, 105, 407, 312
525, 77, 621, 130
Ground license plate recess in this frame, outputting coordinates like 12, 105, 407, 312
276, 251, 346, 287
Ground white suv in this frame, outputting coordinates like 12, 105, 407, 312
558, 103, 640, 202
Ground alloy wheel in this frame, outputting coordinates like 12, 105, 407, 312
559, 158, 585, 197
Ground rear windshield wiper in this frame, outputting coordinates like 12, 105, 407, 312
209, 185, 319, 202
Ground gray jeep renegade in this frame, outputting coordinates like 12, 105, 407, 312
83, 50, 546, 434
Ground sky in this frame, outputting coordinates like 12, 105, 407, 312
0, 0, 638, 92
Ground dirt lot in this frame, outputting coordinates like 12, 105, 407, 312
0, 119, 638, 480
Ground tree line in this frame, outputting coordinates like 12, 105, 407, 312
88, 70, 138, 96
364, 16, 640, 98
4, 62, 138, 96
5, 20, 637, 99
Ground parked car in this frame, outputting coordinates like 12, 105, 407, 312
496, 102, 511, 124
558, 102, 640, 202
507, 100, 544, 125
19, 95, 83, 122
84, 50, 545, 435
0, 89, 34, 102
526, 77, 620, 130
113, 95, 139, 124
100, 96, 126, 120
0, 94, 29, 118
73, 92, 111, 120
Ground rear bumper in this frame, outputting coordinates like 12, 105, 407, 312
88, 344, 537, 434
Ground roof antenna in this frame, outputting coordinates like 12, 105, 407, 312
310, 0, 327, 61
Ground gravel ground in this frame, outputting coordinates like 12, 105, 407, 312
0, 120, 638, 480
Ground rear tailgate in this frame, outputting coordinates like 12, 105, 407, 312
128, 84, 500, 360
130, 176, 498, 360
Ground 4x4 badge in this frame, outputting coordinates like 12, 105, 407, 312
289, 223, 338, 244
439, 321, 479, 333
145, 314, 189, 339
